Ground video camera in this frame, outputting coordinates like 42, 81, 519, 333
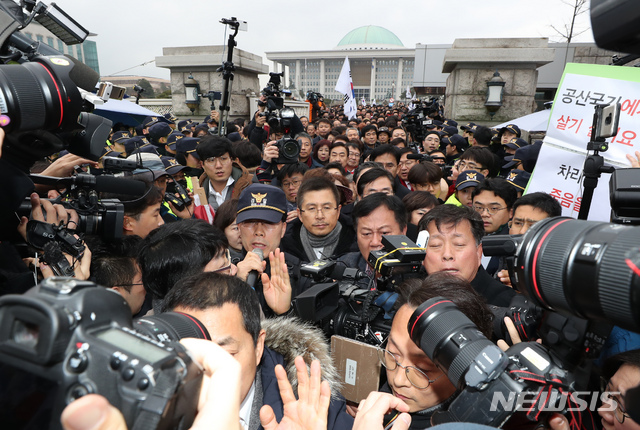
306, 91, 323, 105
296, 235, 425, 345
0, 277, 209, 430
259, 72, 300, 164
17, 172, 148, 242
401, 97, 440, 143
296, 259, 393, 345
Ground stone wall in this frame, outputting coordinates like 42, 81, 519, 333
442, 38, 555, 126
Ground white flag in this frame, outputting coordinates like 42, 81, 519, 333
406, 86, 411, 99
335, 57, 357, 120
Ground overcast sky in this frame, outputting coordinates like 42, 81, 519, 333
51, 0, 595, 81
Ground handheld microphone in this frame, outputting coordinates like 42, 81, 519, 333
245, 248, 264, 289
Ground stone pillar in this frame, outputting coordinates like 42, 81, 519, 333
370, 59, 377, 101
320, 59, 325, 95
295, 59, 301, 91
156, 46, 268, 120
396, 58, 403, 99
442, 38, 555, 125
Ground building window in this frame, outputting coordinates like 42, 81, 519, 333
57, 40, 64, 53
46, 36, 53, 47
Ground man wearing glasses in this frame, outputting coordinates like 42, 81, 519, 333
471, 178, 517, 236
197, 135, 249, 211
280, 177, 357, 264
496, 192, 562, 287
471, 178, 518, 277
372, 273, 495, 428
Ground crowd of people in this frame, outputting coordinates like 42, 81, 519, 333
3, 98, 640, 430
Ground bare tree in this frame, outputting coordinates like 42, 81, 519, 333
550, 0, 590, 64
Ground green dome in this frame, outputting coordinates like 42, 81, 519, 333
336, 26, 404, 50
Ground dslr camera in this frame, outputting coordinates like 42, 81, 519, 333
0, 277, 207, 430
259, 72, 300, 164
409, 296, 580, 427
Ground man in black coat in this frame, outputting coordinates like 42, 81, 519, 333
418, 204, 516, 307
281, 177, 358, 263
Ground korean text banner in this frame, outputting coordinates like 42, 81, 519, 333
526, 63, 640, 221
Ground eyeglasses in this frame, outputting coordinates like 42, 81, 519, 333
601, 378, 631, 424
299, 205, 338, 216
473, 205, 507, 215
508, 218, 539, 230
112, 282, 144, 288
377, 346, 441, 389
204, 155, 231, 165
212, 249, 232, 274
458, 161, 485, 171
282, 179, 302, 188
424, 137, 440, 142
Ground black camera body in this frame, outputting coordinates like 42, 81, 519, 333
295, 278, 395, 346
259, 72, 301, 163
0, 278, 203, 430
274, 134, 301, 164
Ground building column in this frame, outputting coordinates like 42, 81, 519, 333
396, 58, 404, 99
295, 59, 301, 92
370, 58, 376, 102
320, 59, 325, 95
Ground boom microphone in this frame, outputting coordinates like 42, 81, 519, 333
30, 173, 147, 196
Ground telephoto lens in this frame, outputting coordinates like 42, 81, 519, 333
135, 312, 211, 342
514, 217, 640, 332
407, 296, 501, 389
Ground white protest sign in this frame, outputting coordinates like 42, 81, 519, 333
526, 144, 612, 221
527, 63, 640, 220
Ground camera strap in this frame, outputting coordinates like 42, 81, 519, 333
132, 370, 182, 430
373, 291, 398, 320
508, 370, 582, 427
